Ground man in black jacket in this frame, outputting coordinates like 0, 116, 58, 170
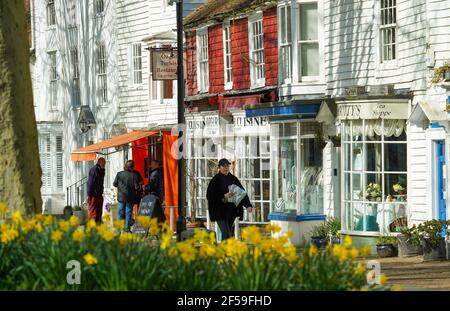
206, 158, 252, 240
113, 160, 140, 232
148, 159, 164, 201
86, 157, 106, 224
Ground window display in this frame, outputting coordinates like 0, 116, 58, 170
342, 119, 407, 234
271, 121, 324, 215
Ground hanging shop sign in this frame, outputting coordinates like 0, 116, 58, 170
151, 49, 177, 80
337, 101, 408, 120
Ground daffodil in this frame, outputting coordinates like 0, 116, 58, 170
253, 247, 261, 261
0, 202, 7, 214
11, 211, 23, 224
99, 229, 115, 241
168, 246, 178, 257
43, 215, 54, 226
114, 219, 125, 230
309, 244, 318, 257
86, 219, 96, 232
265, 224, 281, 234
59, 220, 70, 232
0, 228, 19, 244
355, 263, 365, 274
51, 230, 63, 242
338, 249, 348, 262
119, 232, 133, 246
241, 226, 261, 244
193, 229, 209, 242
160, 232, 172, 250
21, 220, 34, 233
177, 242, 196, 263
199, 244, 217, 258
72, 229, 85, 242
83, 253, 98, 265
148, 218, 160, 236
360, 246, 370, 257
379, 273, 388, 285
350, 247, 359, 258
69, 215, 78, 226
343, 235, 352, 247
297, 260, 304, 269
391, 284, 401, 291
283, 245, 297, 262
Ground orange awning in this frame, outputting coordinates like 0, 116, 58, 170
71, 130, 159, 161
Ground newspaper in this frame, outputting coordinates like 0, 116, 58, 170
227, 184, 247, 207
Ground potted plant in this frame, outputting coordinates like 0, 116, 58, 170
397, 225, 422, 257
365, 183, 382, 202
417, 219, 446, 261
310, 222, 328, 249
376, 235, 398, 258
431, 61, 450, 84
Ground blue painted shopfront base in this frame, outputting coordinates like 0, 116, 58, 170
268, 212, 326, 246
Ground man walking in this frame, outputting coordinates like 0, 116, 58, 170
113, 160, 141, 232
87, 157, 106, 224
148, 159, 164, 200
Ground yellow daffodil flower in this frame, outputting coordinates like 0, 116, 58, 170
391, 284, 401, 291
265, 224, 281, 234
355, 263, 365, 274
51, 230, 63, 242
86, 219, 96, 232
11, 211, 23, 224
309, 244, 318, 257
379, 273, 388, 285
59, 220, 70, 232
360, 246, 370, 257
69, 215, 79, 226
43, 215, 54, 226
83, 253, 98, 265
114, 219, 125, 230
343, 235, 352, 247
350, 247, 359, 258
72, 229, 85, 242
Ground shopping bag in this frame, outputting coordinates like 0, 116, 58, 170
228, 184, 247, 207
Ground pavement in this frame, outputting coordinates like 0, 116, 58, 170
361, 256, 450, 290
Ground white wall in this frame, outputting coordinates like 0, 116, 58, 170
324, 0, 428, 96
32, 0, 119, 210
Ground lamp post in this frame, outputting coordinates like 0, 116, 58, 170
170, 0, 186, 241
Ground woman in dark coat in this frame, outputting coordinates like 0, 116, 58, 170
206, 158, 253, 240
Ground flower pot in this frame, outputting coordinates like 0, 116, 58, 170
376, 244, 398, 258
397, 234, 422, 257
311, 236, 327, 249
446, 240, 450, 260
422, 238, 445, 261
331, 237, 341, 245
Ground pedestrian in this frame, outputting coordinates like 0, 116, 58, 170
113, 160, 141, 232
148, 159, 164, 201
86, 157, 106, 224
132, 168, 144, 224
206, 158, 253, 240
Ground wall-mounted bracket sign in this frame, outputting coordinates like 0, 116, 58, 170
151, 48, 177, 80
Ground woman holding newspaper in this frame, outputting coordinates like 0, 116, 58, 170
206, 158, 253, 240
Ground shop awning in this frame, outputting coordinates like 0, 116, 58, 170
408, 101, 447, 124
71, 130, 159, 161
245, 102, 321, 118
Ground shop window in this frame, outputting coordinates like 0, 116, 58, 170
186, 137, 218, 219
342, 119, 407, 234
271, 121, 323, 215
234, 135, 271, 223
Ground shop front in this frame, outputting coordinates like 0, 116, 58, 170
245, 101, 330, 246
337, 99, 409, 248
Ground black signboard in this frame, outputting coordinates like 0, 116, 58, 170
132, 200, 156, 238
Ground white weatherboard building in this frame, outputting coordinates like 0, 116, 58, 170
31, 0, 205, 213
31, 0, 120, 213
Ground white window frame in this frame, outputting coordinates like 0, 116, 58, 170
248, 12, 265, 88
131, 42, 143, 86
341, 119, 408, 236
94, 0, 105, 16
47, 0, 56, 28
96, 41, 108, 105
48, 51, 57, 110
70, 48, 81, 107
278, 4, 292, 84
374, 0, 399, 74
67, 0, 77, 26
379, 0, 397, 63
39, 131, 64, 194
196, 27, 209, 93
297, 0, 320, 82
223, 21, 233, 90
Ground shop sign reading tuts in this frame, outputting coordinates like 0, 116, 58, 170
337, 102, 408, 120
